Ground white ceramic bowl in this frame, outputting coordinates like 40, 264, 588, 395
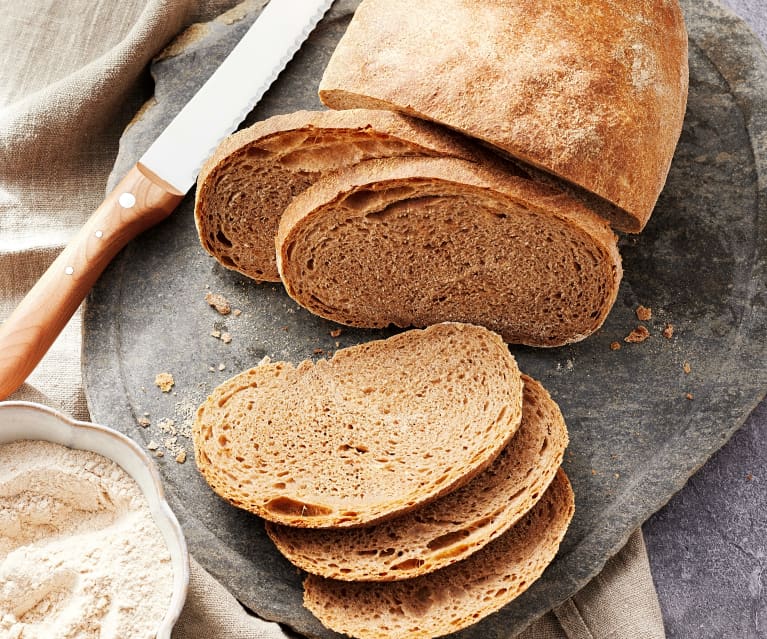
0, 400, 189, 639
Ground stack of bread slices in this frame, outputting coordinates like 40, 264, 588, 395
194, 0, 688, 348
193, 323, 574, 638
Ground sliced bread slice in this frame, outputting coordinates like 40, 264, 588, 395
194, 109, 479, 282
303, 468, 575, 639
318, 0, 688, 232
266, 374, 567, 581
193, 323, 523, 528
277, 156, 622, 347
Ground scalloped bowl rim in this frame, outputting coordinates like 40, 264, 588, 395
0, 400, 189, 638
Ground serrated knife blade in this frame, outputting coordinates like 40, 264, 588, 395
141, 0, 334, 194
0, 0, 334, 400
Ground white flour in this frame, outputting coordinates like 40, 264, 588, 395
0, 440, 174, 639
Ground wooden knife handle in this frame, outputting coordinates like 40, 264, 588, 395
0, 164, 184, 400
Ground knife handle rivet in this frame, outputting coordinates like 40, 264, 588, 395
64, 266, 74, 276
95, 230, 104, 239
118, 192, 136, 209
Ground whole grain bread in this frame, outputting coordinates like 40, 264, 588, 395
277, 156, 622, 347
318, 0, 689, 233
303, 468, 575, 639
193, 323, 523, 528
194, 109, 479, 281
266, 374, 567, 581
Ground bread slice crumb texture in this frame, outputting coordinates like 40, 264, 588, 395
266, 374, 567, 580
193, 323, 523, 527
277, 156, 622, 347
194, 109, 479, 282
303, 468, 574, 639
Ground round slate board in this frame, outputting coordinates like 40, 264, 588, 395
82, 1, 767, 637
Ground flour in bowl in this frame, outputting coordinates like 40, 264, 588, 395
0, 440, 174, 639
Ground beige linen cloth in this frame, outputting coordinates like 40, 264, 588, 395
0, 1, 666, 637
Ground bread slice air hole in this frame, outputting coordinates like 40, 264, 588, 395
265, 497, 334, 518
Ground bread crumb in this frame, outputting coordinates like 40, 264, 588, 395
614, 473, 620, 479
175, 450, 187, 464
685, 392, 694, 400
591, 469, 597, 476
157, 418, 176, 435
330, 328, 343, 338
233, 309, 242, 316
662, 323, 674, 339
218, 363, 226, 371
221, 332, 232, 344
205, 292, 231, 315
147, 440, 160, 451
282, 326, 289, 332
636, 305, 652, 321
716, 151, 733, 163
555, 359, 574, 372
155, 450, 165, 458
624, 326, 650, 343
683, 361, 691, 374
210, 329, 221, 339
746, 473, 753, 481
257, 356, 272, 367
137, 417, 150, 428
610, 341, 621, 351
313, 348, 324, 355
154, 372, 174, 392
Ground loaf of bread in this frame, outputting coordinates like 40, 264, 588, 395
277, 156, 622, 347
318, 0, 689, 233
195, 109, 479, 281
193, 323, 523, 528
266, 374, 567, 581
303, 468, 575, 639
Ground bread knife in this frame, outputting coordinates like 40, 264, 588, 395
0, 0, 334, 400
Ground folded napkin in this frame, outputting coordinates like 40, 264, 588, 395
0, 1, 666, 637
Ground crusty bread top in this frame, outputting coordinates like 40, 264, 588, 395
266, 374, 568, 581
303, 468, 575, 639
319, 0, 689, 232
194, 109, 481, 281
193, 323, 523, 528
277, 156, 622, 347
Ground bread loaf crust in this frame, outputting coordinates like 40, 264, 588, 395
194, 109, 480, 281
266, 375, 567, 581
277, 156, 622, 347
319, 0, 689, 232
193, 323, 524, 528
303, 468, 575, 639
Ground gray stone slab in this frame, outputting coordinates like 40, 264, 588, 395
643, 2, 767, 638
82, 1, 767, 637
